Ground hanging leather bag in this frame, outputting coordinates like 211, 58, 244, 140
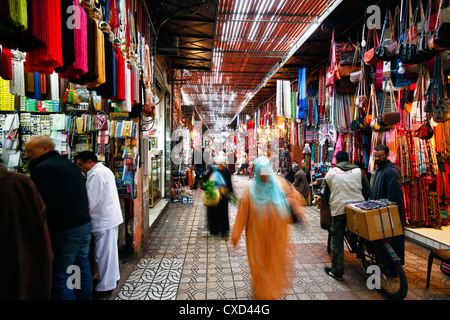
375, 11, 395, 61
411, 68, 434, 139
400, 0, 425, 64
386, 6, 402, 58
326, 31, 340, 87
417, 0, 436, 60
429, 0, 450, 51
364, 27, 381, 66
379, 79, 401, 126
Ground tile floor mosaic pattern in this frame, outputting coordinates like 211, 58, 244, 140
115, 175, 450, 300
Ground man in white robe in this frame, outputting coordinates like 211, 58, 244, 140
75, 151, 123, 296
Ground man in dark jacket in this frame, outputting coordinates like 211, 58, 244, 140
371, 144, 405, 265
25, 136, 92, 300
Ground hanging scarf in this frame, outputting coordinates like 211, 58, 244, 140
298, 67, 306, 119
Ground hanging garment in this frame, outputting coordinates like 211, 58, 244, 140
25, 0, 63, 74
112, 47, 126, 102
75, 15, 99, 85
298, 67, 306, 119
58, 0, 88, 81
96, 33, 116, 99
10, 50, 25, 96
85, 20, 106, 88
54, 0, 75, 74
1, 47, 13, 80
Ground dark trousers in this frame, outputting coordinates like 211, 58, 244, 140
330, 214, 347, 277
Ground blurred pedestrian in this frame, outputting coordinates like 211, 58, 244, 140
0, 161, 53, 299
25, 136, 92, 300
285, 160, 298, 183
203, 153, 233, 237
371, 144, 405, 264
293, 159, 310, 200
323, 151, 371, 280
192, 147, 206, 189
74, 151, 123, 297
230, 156, 303, 299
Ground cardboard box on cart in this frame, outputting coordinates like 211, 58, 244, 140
345, 202, 403, 241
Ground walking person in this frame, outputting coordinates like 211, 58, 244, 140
323, 151, 371, 280
230, 156, 303, 300
293, 159, 310, 200
202, 153, 233, 237
74, 151, 123, 297
192, 147, 206, 189
25, 136, 92, 300
0, 161, 53, 299
371, 144, 406, 265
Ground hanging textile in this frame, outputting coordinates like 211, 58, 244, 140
58, 0, 88, 81
298, 67, 306, 119
25, 0, 64, 74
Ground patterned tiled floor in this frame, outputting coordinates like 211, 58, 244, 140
114, 175, 450, 300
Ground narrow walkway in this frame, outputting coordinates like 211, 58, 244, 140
113, 175, 450, 300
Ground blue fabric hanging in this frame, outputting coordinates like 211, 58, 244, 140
298, 67, 306, 119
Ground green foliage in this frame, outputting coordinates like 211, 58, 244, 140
202, 180, 218, 199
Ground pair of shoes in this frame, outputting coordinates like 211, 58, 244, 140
324, 267, 343, 281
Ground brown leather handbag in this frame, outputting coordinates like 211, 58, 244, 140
364, 27, 380, 66
379, 79, 401, 126
386, 7, 402, 58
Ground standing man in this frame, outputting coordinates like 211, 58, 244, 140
25, 136, 92, 300
293, 159, 310, 201
324, 151, 371, 280
371, 145, 405, 265
74, 151, 123, 297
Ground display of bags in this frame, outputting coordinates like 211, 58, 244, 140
400, 0, 425, 64
417, 0, 436, 61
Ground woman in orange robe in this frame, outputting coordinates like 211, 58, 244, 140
231, 156, 305, 300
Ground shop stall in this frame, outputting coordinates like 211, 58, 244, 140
0, 0, 165, 255
240, 0, 450, 236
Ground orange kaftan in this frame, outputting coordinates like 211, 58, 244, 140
231, 177, 304, 300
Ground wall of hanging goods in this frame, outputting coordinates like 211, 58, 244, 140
236, 0, 450, 229
0, 0, 162, 253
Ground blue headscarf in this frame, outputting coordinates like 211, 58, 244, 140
249, 157, 291, 218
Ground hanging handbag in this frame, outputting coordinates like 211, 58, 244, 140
365, 84, 376, 126
375, 11, 395, 61
417, 0, 436, 60
339, 42, 358, 66
379, 79, 401, 126
386, 6, 402, 58
434, 53, 450, 122
400, 0, 425, 64
364, 27, 380, 66
428, 0, 450, 51
411, 67, 434, 139
356, 64, 369, 111
326, 31, 341, 87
